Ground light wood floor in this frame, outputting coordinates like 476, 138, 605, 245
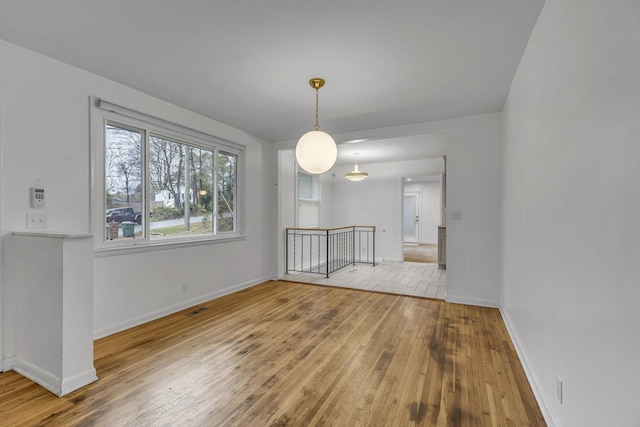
403, 243, 438, 263
0, 281, 545, 426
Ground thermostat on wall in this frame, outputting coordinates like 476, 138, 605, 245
30, 187, 45, 209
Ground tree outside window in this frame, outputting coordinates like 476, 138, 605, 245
103, 120, 238, 241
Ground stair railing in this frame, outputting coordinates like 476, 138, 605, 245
285, 226, 376, 278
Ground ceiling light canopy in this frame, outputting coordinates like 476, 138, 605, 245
345, 152, 368, 181
295, 78, 337, 175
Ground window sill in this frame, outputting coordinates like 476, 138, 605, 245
93, 233, 247, 257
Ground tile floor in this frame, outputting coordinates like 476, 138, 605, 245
282, 261, 447, 300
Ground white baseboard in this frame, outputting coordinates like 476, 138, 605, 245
12, 359, 97, 396
2, 356, 15, 372
12, 359, 61, 396
93, 276, 269, 340
60, 368, 98, 396
500, 307, 559, 427
445, 294, 498, 308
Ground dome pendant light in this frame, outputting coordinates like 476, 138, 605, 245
345, 152, 368, 181
295, 78, 337, 174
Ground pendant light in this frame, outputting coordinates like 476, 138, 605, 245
345, 152, 368, 181
295, 78, 337, 174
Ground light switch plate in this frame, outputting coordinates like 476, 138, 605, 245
26, 212, 47, 229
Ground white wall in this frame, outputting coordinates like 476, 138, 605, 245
445, 113, 503, 307
277, 150, 296, 278
332, 158, 444, 261
319, 169, 334, 227
501, 1, 640, 426
333, 175, 402, 261
0, 40, 274, 349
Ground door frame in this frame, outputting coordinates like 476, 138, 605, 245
401, 174, 444, 251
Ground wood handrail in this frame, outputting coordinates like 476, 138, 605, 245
286, 225, 376, 232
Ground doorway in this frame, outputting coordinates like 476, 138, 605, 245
403, 192, 420, 244
403, 176, 442, 264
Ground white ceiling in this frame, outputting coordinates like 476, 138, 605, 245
335, 133, 446, 166
0, 0, 544, 160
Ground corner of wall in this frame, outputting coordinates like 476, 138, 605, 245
499, 307, 559, 427
445, 294, 498, 309
0, 84, 5, 369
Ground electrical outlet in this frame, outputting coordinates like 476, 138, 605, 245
26, 212, 47, 229
556, 377, 563, 405
450, 210, 462, 221
181, 282, 188, 293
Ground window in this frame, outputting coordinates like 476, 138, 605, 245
296, 171, 320, 228
93, 99, 243, 249
297, 172, 317, 201
217, 151, 237, 232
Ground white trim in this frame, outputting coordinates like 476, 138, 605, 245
96, 99, 244, 151
93, 233, 247, 257
2, 356, 15, 373
60, 369, 99, 396
12, 359, 61, 396
500, 307, 559, 427
12, 359, 98, 397
93, 277, 268, 339
0, 84, 4, 371
444, 294, 498, 308
11, 230, 94, 239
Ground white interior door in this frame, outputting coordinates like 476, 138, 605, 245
403, 192, 420, 243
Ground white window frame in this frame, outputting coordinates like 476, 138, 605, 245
295, 168, 320, 228
90, 97, 245, 254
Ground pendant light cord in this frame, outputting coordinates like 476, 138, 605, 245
314, 88, 320, 131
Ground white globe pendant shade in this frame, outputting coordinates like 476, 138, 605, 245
295, 130, 338, 174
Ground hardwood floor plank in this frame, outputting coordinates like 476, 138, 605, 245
0, 281, 545, 426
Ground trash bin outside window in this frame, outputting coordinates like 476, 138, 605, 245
121, 221, 136, 237
107, 222, 120, 240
